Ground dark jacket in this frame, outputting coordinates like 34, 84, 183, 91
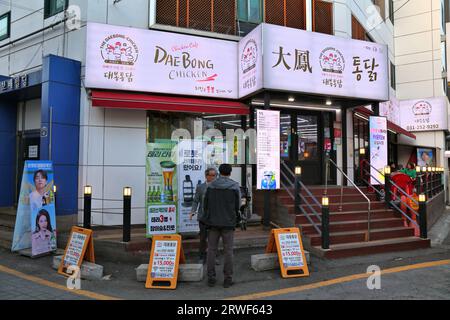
191, 182, 208, 221
201, 176, 241, 229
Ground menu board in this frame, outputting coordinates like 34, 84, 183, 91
150, 240, 178, 279
58, 227, 94, 277
145, 234, 184, 290
257, 109, 280, 190
278, 232, 304, 268
265, 228, 309, 278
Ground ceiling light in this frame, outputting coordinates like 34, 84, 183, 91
326, 99, 332, 106
288, 96, 295, 102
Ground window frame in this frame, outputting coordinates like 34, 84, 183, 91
390, 61, 396, 90
0, 11, 11, 42
237, 0, 263, 24
44, 0, 68, 19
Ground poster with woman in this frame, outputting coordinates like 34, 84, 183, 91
417, 148, 435, 167
11, 161, 57, 257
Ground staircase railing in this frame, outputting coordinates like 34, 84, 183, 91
326, 156, 372, 241
281, 161, 322, 236
361, 160, 420, 229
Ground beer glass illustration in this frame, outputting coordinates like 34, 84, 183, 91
160, 161, 176, 202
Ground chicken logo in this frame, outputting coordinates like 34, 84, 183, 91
241, 39, 258, 74
100, 34, 139, 66
412, 101, 432, 116
319, 47, 345, 74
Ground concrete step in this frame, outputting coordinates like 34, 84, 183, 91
308, 227, 416, 246
295, 210, 396, 224
286, 201, 386, 214
311, 237, 431, 259
300, 217, 404, 235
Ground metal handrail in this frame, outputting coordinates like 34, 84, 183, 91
281, 161, 322, 235
361, 159, 420, 225
327, 158, 372, 241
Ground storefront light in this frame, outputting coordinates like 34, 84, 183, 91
384, 165, 391, 175
123, 187, 132, 197
415, 166, 421, 173
427, 167, 432, 172
322, 196, 329, 207
418, 194, 426, 203
288, 96, 295, 102
84, 185, 92, 195
53, 185, 57, 193
295, 166, 302, 175
359, 148, 365, 155
422, 166, 427, 173
326, 99, 332, 106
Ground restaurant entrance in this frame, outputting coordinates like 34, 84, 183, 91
278, 109, 335, 185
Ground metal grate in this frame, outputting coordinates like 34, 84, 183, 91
156, 0, 178, 26
313, 0, 333, 35
213, 0, 236, 34
286, 0, 306, 29
156, 0, 236, 35
352, 15, 366, 40
265, 0, 285, 26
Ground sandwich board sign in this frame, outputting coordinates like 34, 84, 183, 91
58, 227, 95, 277
266, 228, 309, 278
145, 234, 185, 290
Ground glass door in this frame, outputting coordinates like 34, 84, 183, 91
296, 114, 322, 185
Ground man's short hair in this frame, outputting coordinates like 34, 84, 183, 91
205, 167, 217, 176
219, 164, 232, 176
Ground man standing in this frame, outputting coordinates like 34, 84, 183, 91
189, 167, 217, 264
202, 164, 241, 288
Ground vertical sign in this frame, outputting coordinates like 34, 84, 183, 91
176, 140, 205, 233
146, 141, 178, 237
257, 109, 280, 190
369, 116, 388, 185
12, 161, 57, 257
58, 227, 95, 277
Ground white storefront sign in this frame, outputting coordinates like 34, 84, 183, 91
379, 97, 400, 127
238, 24, 263, 98
86, 22, 238, 99
256, 109, 280, 190
369, 116, 387, 185
400, 97, 448, 132
238, 24, 389, 100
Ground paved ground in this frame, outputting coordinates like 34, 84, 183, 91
0, 209, 449, 301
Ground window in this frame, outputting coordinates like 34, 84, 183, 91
44, 0, 68, 19
265, 0, 306, 30
0, 12, 10, 41
390, 61, 396, 90
388, 0, 394, 25
238, 0, 262, 23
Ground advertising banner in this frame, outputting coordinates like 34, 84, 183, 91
399, 97, 448, 132
146, 142, 178, 237
257, 109, 280, 190
261, 24, 389, 101
369, 117, 388, 185
417, 148, 435, 167
176, 140, 206, 233
12, 161, 57, 256
86, 22, 238, 99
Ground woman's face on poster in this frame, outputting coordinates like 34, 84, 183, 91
38, 214, 48, 231
34, 172, 47, 190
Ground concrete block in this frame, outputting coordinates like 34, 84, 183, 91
52, 255, 104, 281
251, 251, 310, 272
136, 263, 204, 282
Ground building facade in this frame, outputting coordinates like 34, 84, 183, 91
0, 0, 448, 230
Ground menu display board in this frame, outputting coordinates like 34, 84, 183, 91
256, 109, 280, 190
265, 228, 309, 278
145, 234, 184, 290
58, 227, 95, 277
369, 116, 388, 185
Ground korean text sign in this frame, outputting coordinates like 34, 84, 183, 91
400, 97, 448, 132
369, 116, 387, 185
259, 24, 389, 101
86, 22, 238, 99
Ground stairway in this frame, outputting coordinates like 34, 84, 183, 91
0, 207, 16, 250
278, 186, 430, 259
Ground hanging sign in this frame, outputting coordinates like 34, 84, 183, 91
265, 228, 309, 278
399, 97, 448, 132
145, 234, 185, 290
11, 161, 57, 257
256, 109, 280, 190
369, 116, 387, 185
58, 227, 95, 277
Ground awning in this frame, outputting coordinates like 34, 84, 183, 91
354, 107, 416, 139
91, 90, 249, 115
